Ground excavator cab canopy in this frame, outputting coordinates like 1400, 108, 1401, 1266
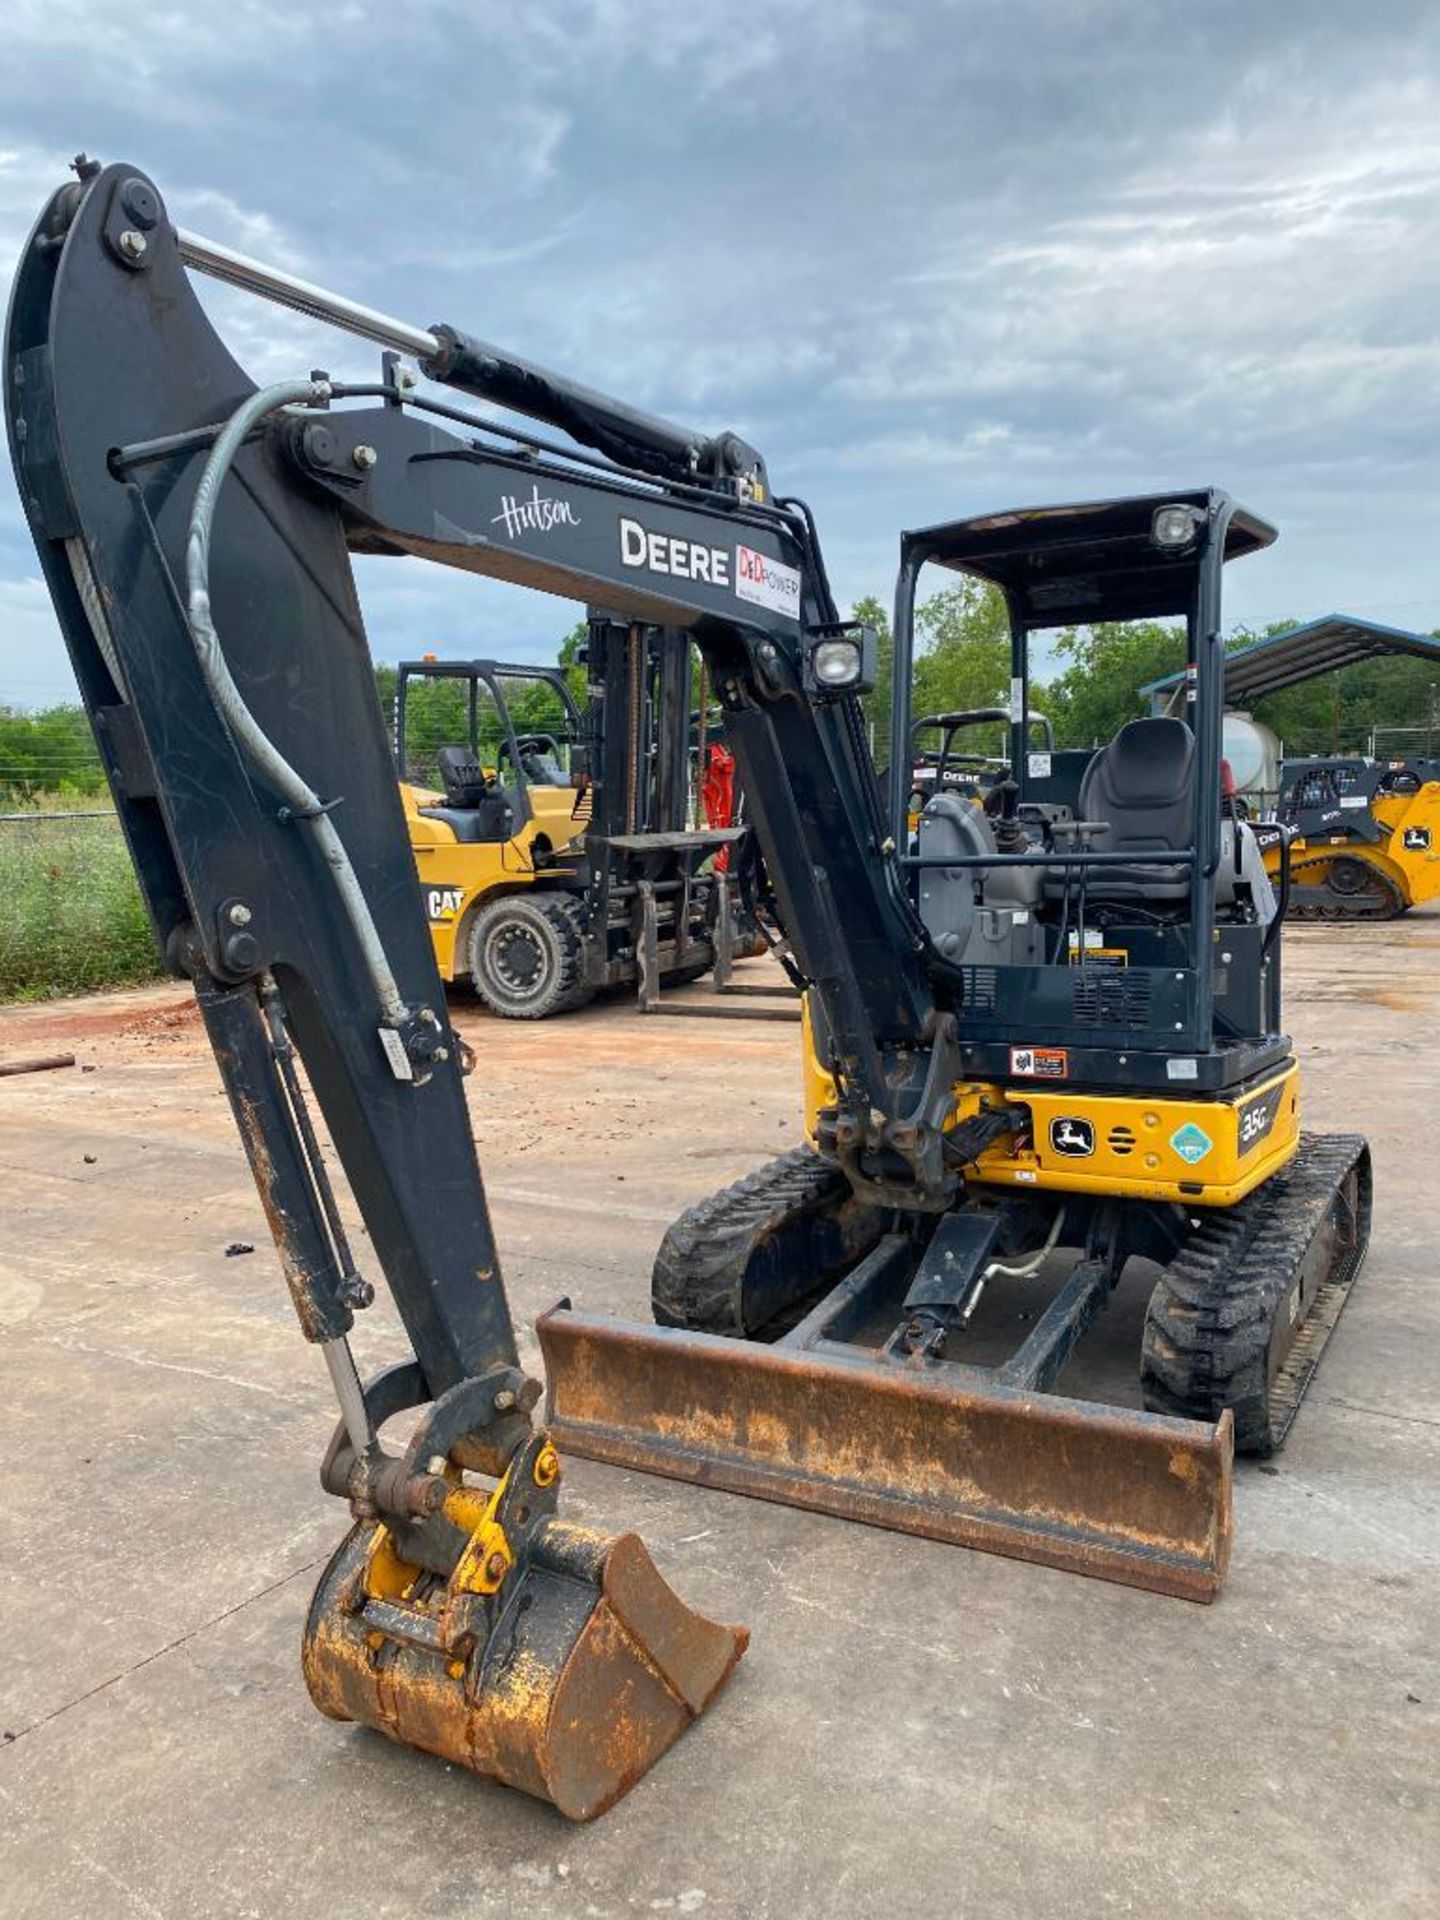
903, 489, 1276, 627
886, 490, 1283, 1087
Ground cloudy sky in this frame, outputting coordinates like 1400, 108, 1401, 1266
2, 0, 1438, 705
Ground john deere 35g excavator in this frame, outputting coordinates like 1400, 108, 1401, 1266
8, 158, 1371, 1818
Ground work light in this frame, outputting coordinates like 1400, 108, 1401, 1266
1151, 503, 1201, 550
804, 624, 877, 697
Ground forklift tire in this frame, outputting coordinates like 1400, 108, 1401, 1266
466, 894, 594, 1019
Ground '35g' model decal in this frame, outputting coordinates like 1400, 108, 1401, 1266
1237, 1084, 1284, 1155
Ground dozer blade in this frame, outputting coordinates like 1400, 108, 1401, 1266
539, 1307, 1234, 1603
303, 1516, 747, 1821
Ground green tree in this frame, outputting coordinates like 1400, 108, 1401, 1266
0, 704, 106, 803
854, 594, 895, 756
555, 619, 589, 707
912, 580, 1011, 720
1045, 620, 1186, 748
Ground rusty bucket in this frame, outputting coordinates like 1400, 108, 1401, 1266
303, 1515, 747, 1820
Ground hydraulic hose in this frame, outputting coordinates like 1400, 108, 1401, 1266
183, 379, 408, 1029
960, 1208, 1066, 1330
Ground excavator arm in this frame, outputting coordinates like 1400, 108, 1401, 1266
4, 157, 953, 1816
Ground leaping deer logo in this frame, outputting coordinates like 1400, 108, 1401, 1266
1050, 1118, 1094, 1157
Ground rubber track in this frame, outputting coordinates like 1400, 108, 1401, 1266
1286, 855, 1404, 921
1140, 1132, 1371, 1455
652, 1146, 854, 1335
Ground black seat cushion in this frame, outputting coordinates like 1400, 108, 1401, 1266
418, 794, 515, 844
1069, 717, 1196, 901
437, 744, 491, 808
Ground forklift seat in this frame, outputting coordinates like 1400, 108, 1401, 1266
418, 746, 516, 843
1064, 717, 1196, 903
436, 745, 490, 807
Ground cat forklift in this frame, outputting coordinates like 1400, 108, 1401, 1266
7, 157, 1371, 1819
396, 642, 741, 1014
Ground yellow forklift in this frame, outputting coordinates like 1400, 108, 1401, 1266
396, 634, 740, 1015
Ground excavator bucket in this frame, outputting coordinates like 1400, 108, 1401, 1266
538, 1306, 1234, 1603
303, 1514, 747, 1821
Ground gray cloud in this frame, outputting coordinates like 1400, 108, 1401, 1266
3, 0, 1439, 704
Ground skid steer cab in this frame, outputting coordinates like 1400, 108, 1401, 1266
906, 705, 1053, 836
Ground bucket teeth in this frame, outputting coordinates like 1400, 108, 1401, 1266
303, 1516, 747, 1821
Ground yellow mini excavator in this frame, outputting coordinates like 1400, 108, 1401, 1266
8, 156, 1372, 1819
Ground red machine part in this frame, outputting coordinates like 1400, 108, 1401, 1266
702, 743, 737, 871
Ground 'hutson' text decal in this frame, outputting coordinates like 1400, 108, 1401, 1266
491, 485, 580, 540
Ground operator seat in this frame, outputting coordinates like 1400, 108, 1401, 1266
1063, 716, 1196, 902
417, 745, 517, 844
519, 748, 567, 786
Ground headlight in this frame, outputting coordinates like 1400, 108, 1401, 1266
811, 637, 863, 687
1152, 503, 1201, 549
801, 622, 877, 697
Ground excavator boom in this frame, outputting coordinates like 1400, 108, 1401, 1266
5, 159, 755, 1820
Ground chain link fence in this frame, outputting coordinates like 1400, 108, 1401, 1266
0, 809, 160, 1000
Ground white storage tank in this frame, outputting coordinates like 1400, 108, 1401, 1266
1222, 710, 1282, 813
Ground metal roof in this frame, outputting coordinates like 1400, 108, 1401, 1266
902, 490, 1275, 627
1142, 613, 1440, 711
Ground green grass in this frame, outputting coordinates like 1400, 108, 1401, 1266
0, 809, 162, 1001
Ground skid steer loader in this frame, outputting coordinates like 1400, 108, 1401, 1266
1144, 613, 1440, 919
1256, 755, 1440, 919
7, 156, 1371, 1816
906, 706, 1053, 833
